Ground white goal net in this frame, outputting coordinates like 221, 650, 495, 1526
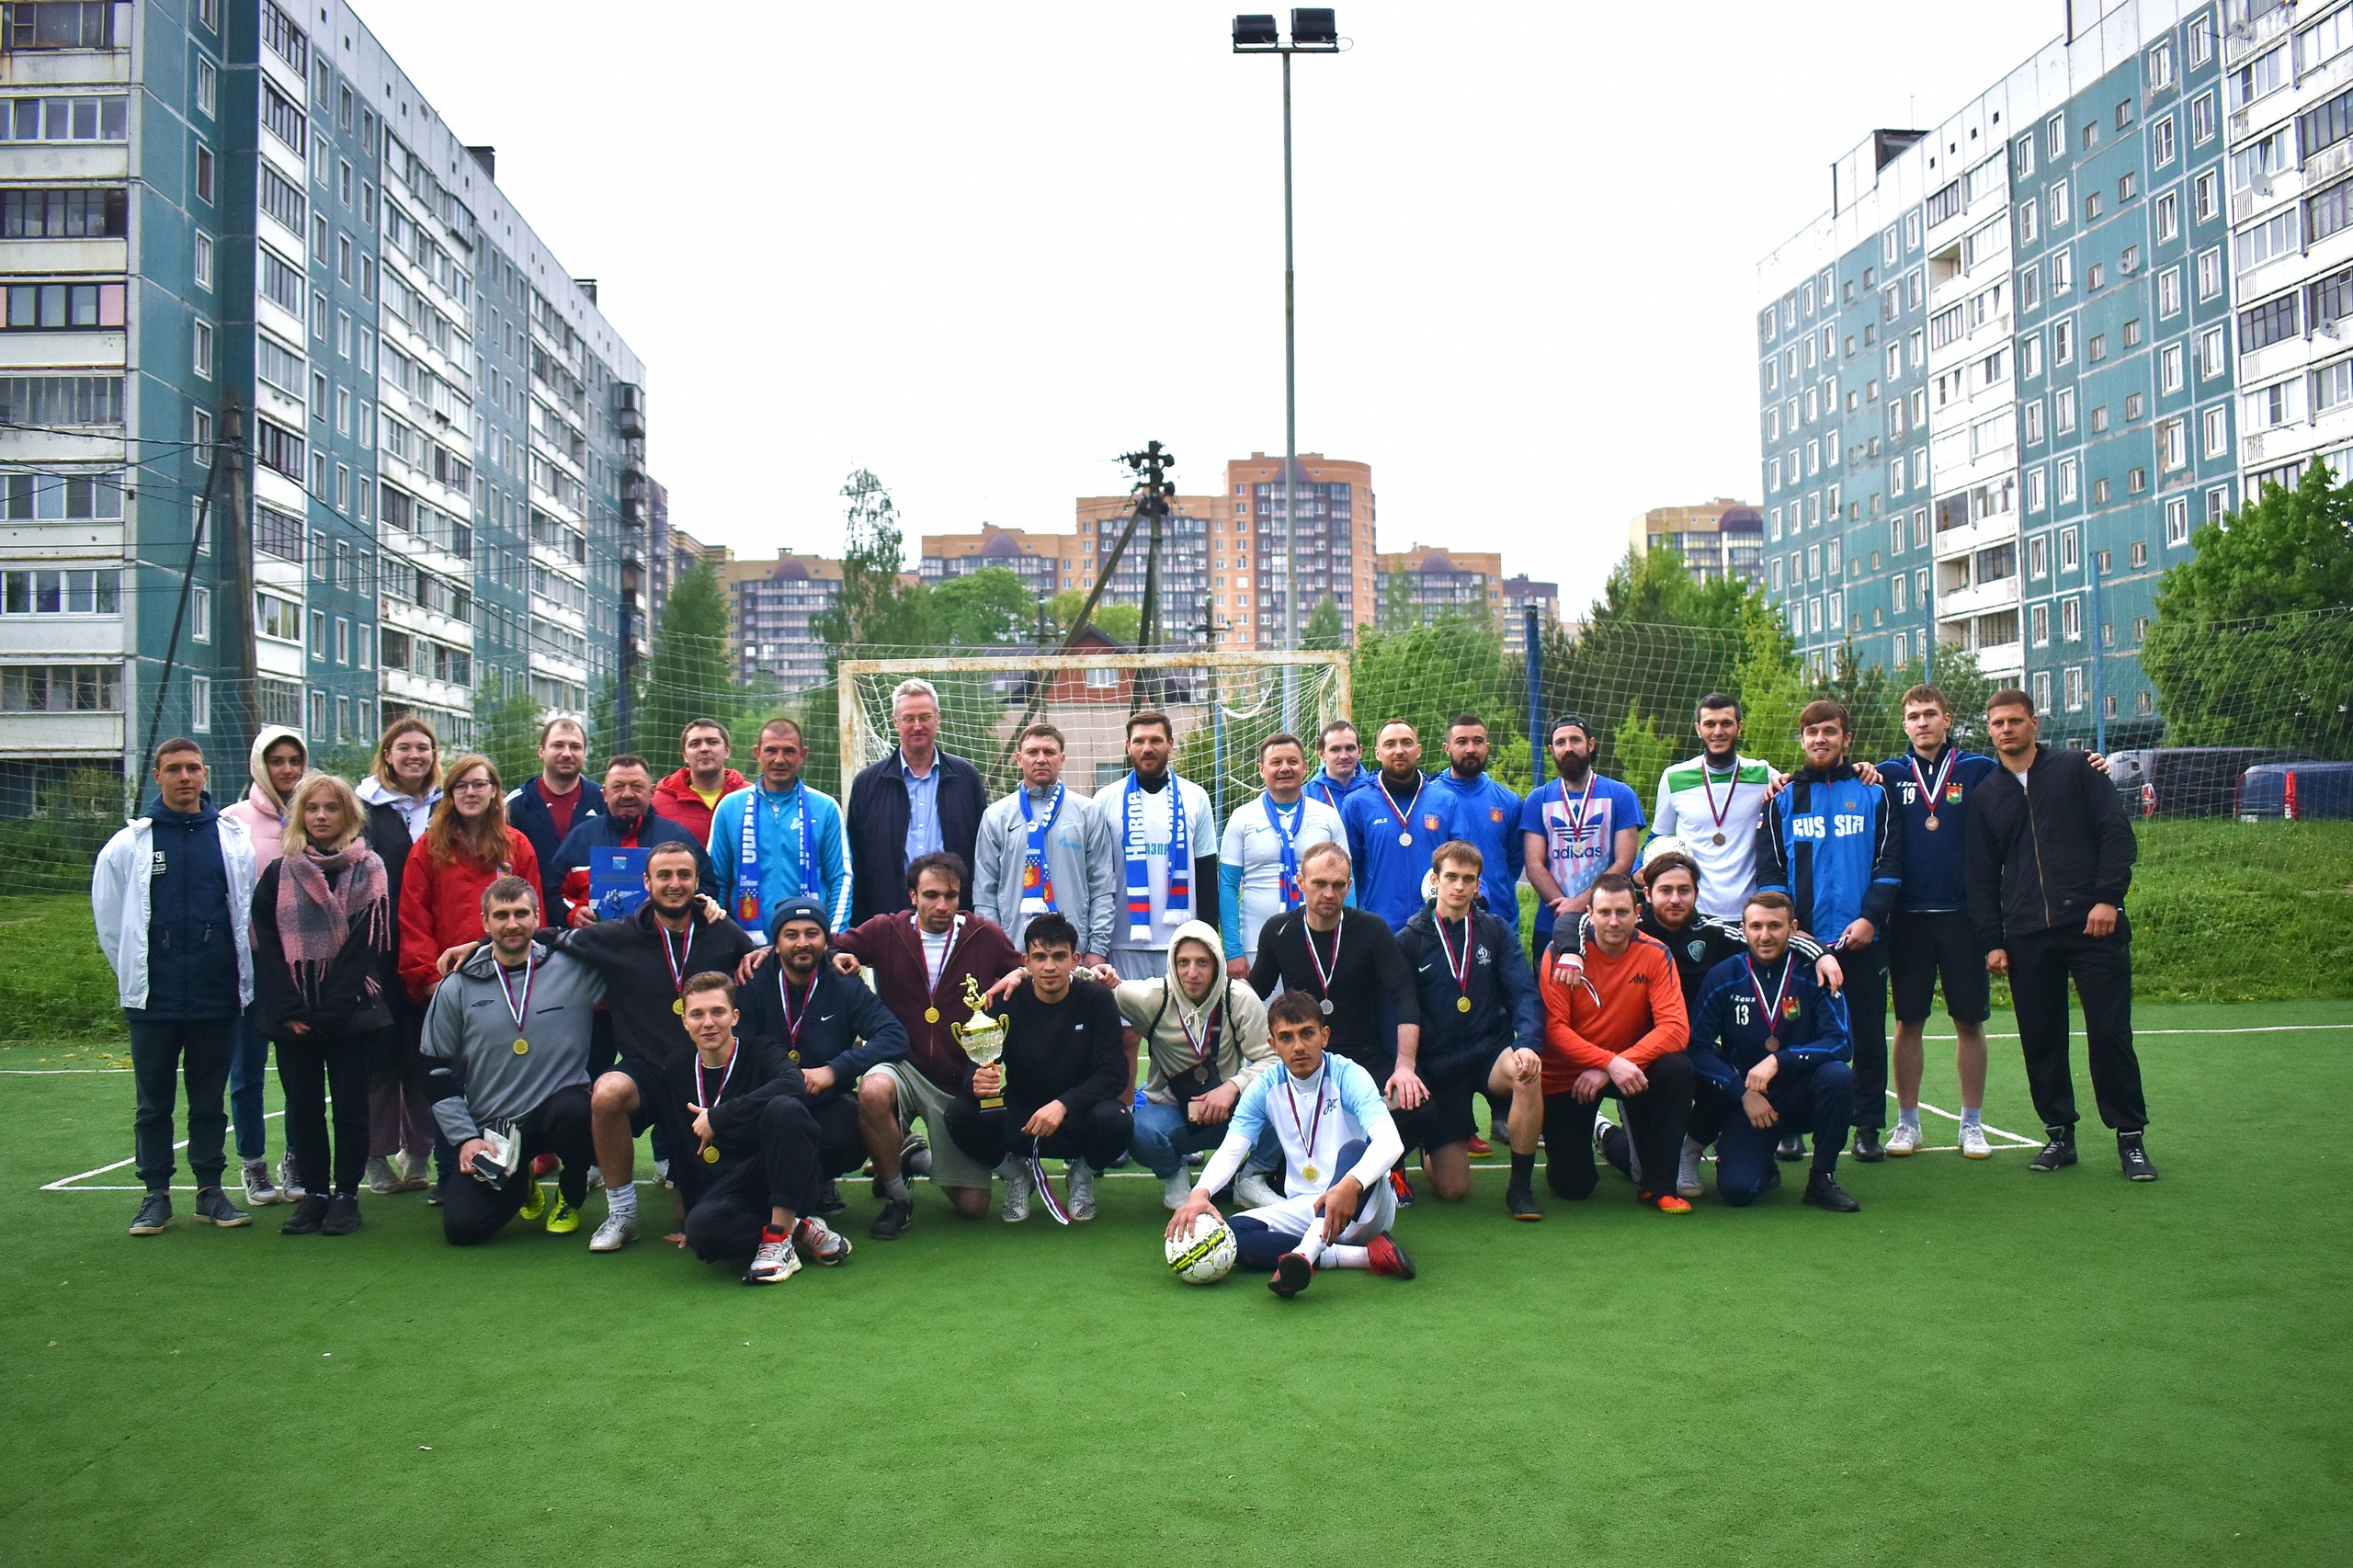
839, 650, 1349, 823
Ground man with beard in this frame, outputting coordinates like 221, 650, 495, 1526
1652, 694, 1779, 921
1519, 716, 1644, 964
1104, 710, 1220, 983
1340, 721, 1454, 931
1425, 714, 1522, 923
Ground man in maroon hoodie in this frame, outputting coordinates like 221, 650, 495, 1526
831, 850, 1023, 1237
652, 717, 747, 846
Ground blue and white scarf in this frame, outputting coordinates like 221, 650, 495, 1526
1018, 783, 1063, 915
1263, 792, 1304, 910
1122, 771, 1189, 943
733, 781, 811, 936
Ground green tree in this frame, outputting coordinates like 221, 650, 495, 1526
1729, 599, 1809, 772
635, 559, 739, 760
1812, 643, 1900, 764
1610, 703, 1677, 814
815, 469, 932, 655
1881, 646, 1995, 752
1381, 567, 1418, 631
2144, 460, 2353, 755
1302, 594, 1347, 650
1045, 586, 1139, 647
928, 567, 1034, 647
1350, 611, 1518, 778
1546, 549, 1757, 779
474, 685, 545, 783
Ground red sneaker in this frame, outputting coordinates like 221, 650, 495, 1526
1466, 1134, 1493, 1155
1643, 1191, 1693, 1214
1366, 1233, 1416, 1279
531, 1152, 559, 1176
1388, 1170, 1415, 1206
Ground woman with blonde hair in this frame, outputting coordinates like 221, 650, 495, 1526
358, 716, 441, 1194
250, 772, 392, 1235
397, 754, 541, 1006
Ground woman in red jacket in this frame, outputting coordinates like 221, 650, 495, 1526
398, 755, 542, 1005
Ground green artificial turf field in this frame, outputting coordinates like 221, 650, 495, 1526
4, 1001, 2348, 1566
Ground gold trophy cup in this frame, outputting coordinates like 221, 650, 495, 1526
950, 973, 1009, 1110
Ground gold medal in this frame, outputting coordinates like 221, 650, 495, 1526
1924, 813, 1939, 831
672, 997, 686, 1014
925, 1006, 941, 1024
1457, 994, 1472, 1013
700, 1145, 720, 1164
512, 1038, 529, 1055
1301, 1164, 1319, 1182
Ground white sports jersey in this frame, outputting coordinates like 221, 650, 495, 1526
1199, 1051, 1401, 1200
1653, 751, 1775, 921
1220, 790, 1344, 958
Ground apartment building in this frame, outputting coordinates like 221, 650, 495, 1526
1629, 498, 1768, 589
724, 550, 839, 691
921, 521, 1090, 605
1216, 452, 1375, 648
1757, 0, 2241, 744
0, 0, 646, 808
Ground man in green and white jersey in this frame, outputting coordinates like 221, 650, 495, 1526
1651, 693, 1779, 922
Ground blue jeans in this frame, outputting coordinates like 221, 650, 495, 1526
1712, 1060, 1855, 1206
1130, 1098, 1278, 1178
229, 1006, 271, 1164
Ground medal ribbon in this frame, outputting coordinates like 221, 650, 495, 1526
1028, 1139, 1074, 1225
1263, 792, 1305, 909
1435, 915, 1473, 1001
918, 914, 964, 1015
495, 948, 536, 1035
1700, 757, 1740, 835
1555, 772, 1597, 880
1376, 771, 1425, 843
1745, 953, 1795, 1040
1303, 917, 1344, 997
778, 970, 816, 1053
694, 1039, 742, 1116
1017, 783, 1064, 914
658, 922, 690, 999
1282, 1060, 1329, 1177
1923, 744, 1959, 813
1176, 989, 1222, 1063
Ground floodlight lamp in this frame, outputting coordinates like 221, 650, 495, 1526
1290, 7, 1337, 47
1233, 13, 1279, 50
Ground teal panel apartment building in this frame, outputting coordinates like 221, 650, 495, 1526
1756, 0, 2279, 746
0, 0, 648, 808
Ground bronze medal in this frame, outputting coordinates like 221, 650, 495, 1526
1924, 813, 1939, 831
700, 1145, 720, 1164
1763, 1034, 1779, 1052
1711, 832, 1726, 846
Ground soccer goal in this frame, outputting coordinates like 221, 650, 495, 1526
838, 649, 1350, 822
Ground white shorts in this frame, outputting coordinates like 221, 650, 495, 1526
1233, 1172, 1397, 1246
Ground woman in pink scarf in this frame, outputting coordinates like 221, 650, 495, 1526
249, 773, 392, 1236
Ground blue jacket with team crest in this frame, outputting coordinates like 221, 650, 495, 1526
1396, 903, 1542, 1081
1688, 949, 1850, 1098
1877, 744, 1998, 914
1427, 770, 1523, 919
1753, 762, 1904, 941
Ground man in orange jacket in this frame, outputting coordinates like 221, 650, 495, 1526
1537, 872, 1694, 1212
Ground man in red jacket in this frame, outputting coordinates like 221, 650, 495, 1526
652, 717, 748, 846
831, 850, 1025, 1236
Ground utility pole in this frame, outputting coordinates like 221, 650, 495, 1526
222, 396, 257, 748
1125, 440, 1175, 710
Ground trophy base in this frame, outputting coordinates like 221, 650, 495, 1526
977, 1093, 1005, 1111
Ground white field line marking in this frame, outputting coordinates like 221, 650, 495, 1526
1919, 1023, 2351, 1040
1905, 1095, 2040, 1148
40, 1108, 285, 1191
3, 1068, 131, 1074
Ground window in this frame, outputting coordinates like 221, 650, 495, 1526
253, 505, 302, 562
2245, 379, 2305, 430
2015, 135, 2036, 180
2052, 249, 2074, 294
195, 145, 213, 204
2156, 192, 2179, 244
194, 233, 211, 290
1927, 180, 1962, 228
256, 591, 301, 643
2313, 179, 2353, 245
309, 608, 325, 657
2120, 172, 2137, 203
2158, 265, 2182, 317
0, 94, 126, 142
2131, 540, 2149, 569
2124, 318, 2142, 349
2057, 386, 2078, 433
2060, 527, 2081, 571
2161, 416, 2188, 468
2093, 476, 2111, 503
0, 374, 120, 426
0, 567, 118, 615
2031, 603, 2051, 645
2238, 208, 2301, 274
2029, 466, 2048, 512
259, 246, 302, 316
2092, 403, 2109, 433
2032, 670, 2053, 713
2058, 456, 2079, 504
2303, 85, 2353, 164
2054, 320, 2076, 365
2165, 495, 2190, 545
258, 162, 303, 235
2023, 332, 2043, 379
2129, 466, 2147, 494
2232, 43, 2289, 109
2063, 597, 2084, 642
1, 663, 120, 714
262, 81, 304, 154
2317, 358, 2353, 415
2200, 324, 2227, 379
0, 187, 123, 237
2204, 404, 2229, 457
2051, 179, 2072, 227
0, 3, 120, 50
2047, 113, 2065, 160
2025, 399, 2046, 444
256, 418, 305, 480
191, 320, 211, 380
190, 585, 210, 642
2018, 199, 2040, 245
0, 279, 123, 329
2020, 267, 2041, 312
2086, 194, 2102, 224
2152, 116, 2176, 169
335, 461, 349, 510
2029, 534, 2050, 579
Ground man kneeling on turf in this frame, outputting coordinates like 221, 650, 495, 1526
669, 971, 852, 1284
1168, 991, 1415, 1298
1688, 891, 1860, 1211
948, 913, 1131, 1223
422, 876, 605, 1245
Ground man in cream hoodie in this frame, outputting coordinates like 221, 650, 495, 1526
1107, 919, 1276, 1210
221, 722, 306, 1204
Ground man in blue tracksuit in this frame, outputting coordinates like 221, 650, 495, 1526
707, 719, 853, 939
1342, 721, 1453, 929
1688, 890, 1859, 1211
1425, 714, 1523, 923
1754, 699, 1904, 1162
1305, 720, 1371, 813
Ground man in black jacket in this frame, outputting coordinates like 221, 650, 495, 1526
668, 972, 854, 1285
847, 677, 986, 925
1965, 689, 2154, 1180
1247, 842, 1421, 1095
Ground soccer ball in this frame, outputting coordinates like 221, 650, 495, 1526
1165, 1213, 1237, 1285
1638, 835, 1696, 881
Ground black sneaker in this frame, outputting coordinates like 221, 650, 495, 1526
1850, 1127, 1885, 1163
869, 1196, 915, 1240
1775, 1133, 1807, 1162
1269, 1252, 1314, 1299
320, 1194, 362, 1235
1504, 1181, 1544, 1221
901, 1134, 933, 1181
281, 1194, 331, 1234
193, 1187, 250, 1227
2029, 1127, 2078, 1172
2118, 1132, 2159, 1182
1802, 1171, 1861, 1212
813, 1176, 846, 1217
129, 1191, 172, 1235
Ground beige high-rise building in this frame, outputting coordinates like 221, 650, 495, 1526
1214, 453, 1376, 647
918, 524, 1089, 603
1628, 498, 1767, 588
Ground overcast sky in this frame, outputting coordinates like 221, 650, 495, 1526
363, 0, 2067, 617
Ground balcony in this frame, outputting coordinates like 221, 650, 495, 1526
1934, 574, 2020, 620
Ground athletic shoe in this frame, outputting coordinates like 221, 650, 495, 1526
1802, 1172, 1861, 1212
277, 1152, 306, 1202
869, 1197, 915, 1240
1504, 1180, 1543, 1221
426, 1176, 444, 1207
393, 1151, 432, 1192
1186, 1150, 1208, 1168
243, 1157, 282, 1207
2118, 1131, 2159, 1182
281, 1194, 330, 1235
793, 1215, 852, 1265
745, 1226, 801, 1285
1591, 1114, 1617, 1156
517, 1180, 548, 1221
1851, 1127, 1886, 1163
1643, 1190, 1694, 1214
1001, 1163, 1033, 1223
1389, 1170, 1416, 1207
1775, 1133, 1806, 1162
194, 1187, 250, 1227
901, 1133, 933, 1181
1162, 1171, 1192, 1210
1268, 1252, 1314, 1298
2029, 1128, 2077, 1172
813, 1177, 846, 1218
653, 1157, 670, 1186
531, 1152, 559, 1176
589, 1210, 638, 1253
1108, 1152, 1131, 1169
128, 1192, 172, 1235
364, 1155, 400, 1195
1366, 1233, 1416, 1279
1960, 1122, 1993, 1160
584, 1165, 603, 1190
1466, 1133, 1493, 1155
1066, 1161, 1097, 1221
545, 1193, 583, 1234
1676, 1142, 1705, 1199
1490, 1115, 1510, 1145
1884, 1122, 1923, 1157
1233, 1171, 1283, 1210
320, 1194, 361, 1236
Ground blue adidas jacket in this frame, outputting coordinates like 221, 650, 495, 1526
1877, 744, 1999, 914
1688, 950, 1850, 1098
1754, 762, 1904, 941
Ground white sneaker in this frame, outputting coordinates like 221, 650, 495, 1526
364, 1155, 399, 1195
745, 1228, 801, 1285
242, 1157, 282, 1207
1676, 1141, 1704, 1199
792, 1215, 852, 1266
393, 1149, 432, 1191
1885, 1121, 1923, 1157
1233, 1171, 1282, 1210
1592, 1114, 1617, 1155
585, 1165, 604, 1190
1162, 1170, 1192, 1210
653, 1157, 670, 1186
1067, 1161, 1097, 1221
1001, 1162, 1033, 1222
1960, 1121, 1994, 1159
589, 1210, 637, 1252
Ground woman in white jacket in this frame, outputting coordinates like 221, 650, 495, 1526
219, 723, 307, 1204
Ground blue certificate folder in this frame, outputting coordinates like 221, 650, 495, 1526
588, 847, 651, 918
